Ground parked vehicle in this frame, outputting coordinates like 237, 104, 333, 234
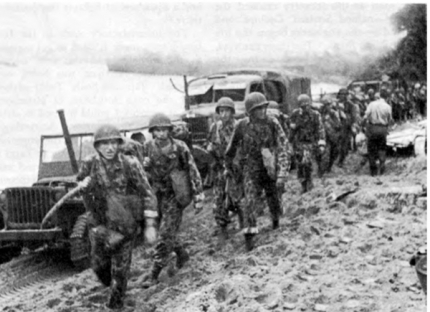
181, 68, 312, 145
0, 112, 181, 267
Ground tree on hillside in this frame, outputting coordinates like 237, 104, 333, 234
391, 4, 427, 81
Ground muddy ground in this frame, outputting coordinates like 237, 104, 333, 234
0, 152, 427, 312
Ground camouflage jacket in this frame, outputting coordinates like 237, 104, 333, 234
207, 119, 237, 163
320, 106, 342, 142
225, 116, 291, 179
120, 138, 145, 164
290, 108, 326, 147
77, 152, 158, 224
338, 99, 360, 128
143, 138, 203, 198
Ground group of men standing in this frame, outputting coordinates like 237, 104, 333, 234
74, 86, 397, 309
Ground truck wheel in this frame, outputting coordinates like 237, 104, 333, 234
70, 212, 91, 269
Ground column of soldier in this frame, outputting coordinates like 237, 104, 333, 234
75, 85, 425, 309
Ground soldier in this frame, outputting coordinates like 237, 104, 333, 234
207, 97, 244, 245
225, 92, 290, 251
337, 88, 360, 167
76, 124, 158, 309
364, 88, 392, 176
121, 137, 145, 164
366, 88, 376, 105
320, 96, 342, 173
141, 113, 204, 288
290, 94, 326, 193
267, 101, 291, 138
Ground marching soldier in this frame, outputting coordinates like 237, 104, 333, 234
207, 97, 244, 245
337, 88, 360, 167
77, 124, 158, 309
320, 96, 342, 173
290, 94, 326, 193
225, 92, 291, 251
141, 113, 204, 288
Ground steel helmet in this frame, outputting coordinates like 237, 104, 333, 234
268, 101, 280, 110
215, 97, 235, 114
93, 124, 123, 147
297, 94, 311, 104
245, 92, 269, 114
321, 95, 333, 105
338, 88, 348, 97
148, 113, 173, 133
367, 88, 375, 94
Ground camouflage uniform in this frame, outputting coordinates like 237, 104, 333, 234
290, 107, 326, 192
121, 137, 145, 164
77, 152, 157, 308
207, 119, 242, 229
320, 102, 342, 173
143, 138, 203, 275
337, 91, 360, 167
225, 116, 290, 236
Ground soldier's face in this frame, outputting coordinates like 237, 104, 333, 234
300, 100, 311, 110
252, 106, 267, 120
96, 139, 119, 160
219, 107, 233, 122
153, 127, 170, 141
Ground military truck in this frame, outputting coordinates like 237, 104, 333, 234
181, 68, 312, 145
0, 112, 180, 267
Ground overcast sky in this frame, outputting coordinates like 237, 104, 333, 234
0, 2, 407, 64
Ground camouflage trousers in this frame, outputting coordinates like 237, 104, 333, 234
338, 126, 352, 166
242, 169, 281, 234
325, 136, 340, 173
294, 143, 322, 188
89, 228, 135, 307
213, 168, 243, 228
153, 191, 185, 268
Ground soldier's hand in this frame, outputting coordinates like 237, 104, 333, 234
79, 176, 91, 190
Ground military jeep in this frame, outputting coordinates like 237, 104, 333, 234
0, 114, 178, 267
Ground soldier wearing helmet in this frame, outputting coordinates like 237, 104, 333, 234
290, 94, 326, 193
141, 112, 204, 288
320, 96, 342, 173
336, 88, 361, 167
225, 92, 291, 251
267, 101, 291, 138
207, 97, 244, 246
76, 124, 158, 309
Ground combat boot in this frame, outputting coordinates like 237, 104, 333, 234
141, 263, 162, 289
244, 234, 255, 252
174, 246, 190, 269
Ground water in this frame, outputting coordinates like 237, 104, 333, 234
0, 62, 341, 189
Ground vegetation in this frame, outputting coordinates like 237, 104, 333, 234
107, 4, 426, 85
356, 4, 427, 82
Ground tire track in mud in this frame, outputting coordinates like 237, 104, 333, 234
0, 249, 78, 304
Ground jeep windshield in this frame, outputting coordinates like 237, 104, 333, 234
41, 135, 94, 163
